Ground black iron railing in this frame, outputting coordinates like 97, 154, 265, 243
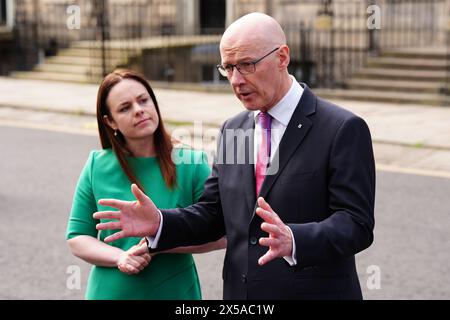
285, 0, 448, 89
285, 0, 370, 88
12, 0, 226, 83
10, 0, 450, 90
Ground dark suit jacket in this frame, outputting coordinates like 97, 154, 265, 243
159, 84, 375, 300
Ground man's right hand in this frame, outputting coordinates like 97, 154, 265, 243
93, 184, 161, 243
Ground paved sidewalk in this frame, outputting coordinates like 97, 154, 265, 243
1, 76, 450, 175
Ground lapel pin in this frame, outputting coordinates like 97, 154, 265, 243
298, 123, 302, 129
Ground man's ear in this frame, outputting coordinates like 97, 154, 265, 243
103, 115, 117, 131
278, 45, 290, 69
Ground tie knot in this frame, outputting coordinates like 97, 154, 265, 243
259, 112, 272, 130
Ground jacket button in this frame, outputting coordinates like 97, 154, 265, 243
249, 236, 258, 245
241, 274, 247, 283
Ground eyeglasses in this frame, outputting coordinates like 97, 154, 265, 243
217, 47, 280, 77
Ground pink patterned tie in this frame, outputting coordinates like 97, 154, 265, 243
256, 112, 272, 196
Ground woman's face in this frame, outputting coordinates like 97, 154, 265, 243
104, 79, 159, 142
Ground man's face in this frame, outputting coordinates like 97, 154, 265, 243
220, 44, 281, 112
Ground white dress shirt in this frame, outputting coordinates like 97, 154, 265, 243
149, 76, 304, 266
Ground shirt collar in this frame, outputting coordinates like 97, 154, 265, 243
254, 75, 304, 127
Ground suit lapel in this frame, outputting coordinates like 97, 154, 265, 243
253, 85, 317, 216
237, 112, 257, 214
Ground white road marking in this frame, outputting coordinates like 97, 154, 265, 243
377, 164, 450, 180
0, 119, 97, 136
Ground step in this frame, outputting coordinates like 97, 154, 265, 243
367, 57, 449, 70
34, 63, 103, 75
354, 68, 449, 82
344, 79, 447, 93
58, 48, 129, 58
315, 89, 450, 106
44, 55, 124, 68
70, 35, 222, 50
45, 55, 104, 66
11, 71, 100, 84
70, 40, 143, 50
381, 46, 448, 59
44, 56, 126, 68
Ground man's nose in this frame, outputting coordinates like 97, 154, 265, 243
229, 68, 246, 86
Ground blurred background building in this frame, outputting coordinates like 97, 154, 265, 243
1, 0, 450, 105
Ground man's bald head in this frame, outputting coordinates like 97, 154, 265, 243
220, 12, 286, 53
218, 13, 292, 112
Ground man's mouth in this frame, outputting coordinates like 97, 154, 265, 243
239, 92, 253, 98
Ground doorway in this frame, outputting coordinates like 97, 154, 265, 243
0, 0, 7, 26
200, 0, 225, 35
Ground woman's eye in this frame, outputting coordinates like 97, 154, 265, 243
139, 98, 148, 104
119, 106, 130, 112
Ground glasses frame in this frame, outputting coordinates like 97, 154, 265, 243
217, 47, 280, 77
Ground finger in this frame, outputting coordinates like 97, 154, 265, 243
134, 239, 148, 250
96, 221, 121, 231
137, 255, 150, 267
135, 249, 151, 260
118, 265, 128, 274
126, 264, 140, 274
118, 263, 136, 275
260, 222, 281, 235
121, 256, 142, 270
103, 231, 126, 243
257, 197, 274, 213
131, 184, 148, 204
142, 254, 152, 263
98, 198, 128, 210
93, 211, 121, 220
131, 243, 149, 256
130, 255, 147, 266
258, 249, 277, 266
259, 237, 278, 247
255, 207, 277, 224
130, 256, 145, 267
139, 257, 149, 269
257, 198, 283, 224
132, 259, 147, 271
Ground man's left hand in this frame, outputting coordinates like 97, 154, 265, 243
255, 197, 293, 266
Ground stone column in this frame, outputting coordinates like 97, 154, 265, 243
225, 0, 235, 27
265, 0, 273, 16
6, 0, 15, 28
178, 0, 199, 35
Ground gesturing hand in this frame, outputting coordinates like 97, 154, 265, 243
255, 197, 293, 266
93, 184, 161, 243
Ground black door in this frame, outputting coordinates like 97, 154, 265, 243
0, 0, 7, 25
200, 0, 225, 35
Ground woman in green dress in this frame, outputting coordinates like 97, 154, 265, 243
66, 69, 225, 300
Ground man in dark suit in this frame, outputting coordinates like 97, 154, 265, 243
94, 12, 375, 299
